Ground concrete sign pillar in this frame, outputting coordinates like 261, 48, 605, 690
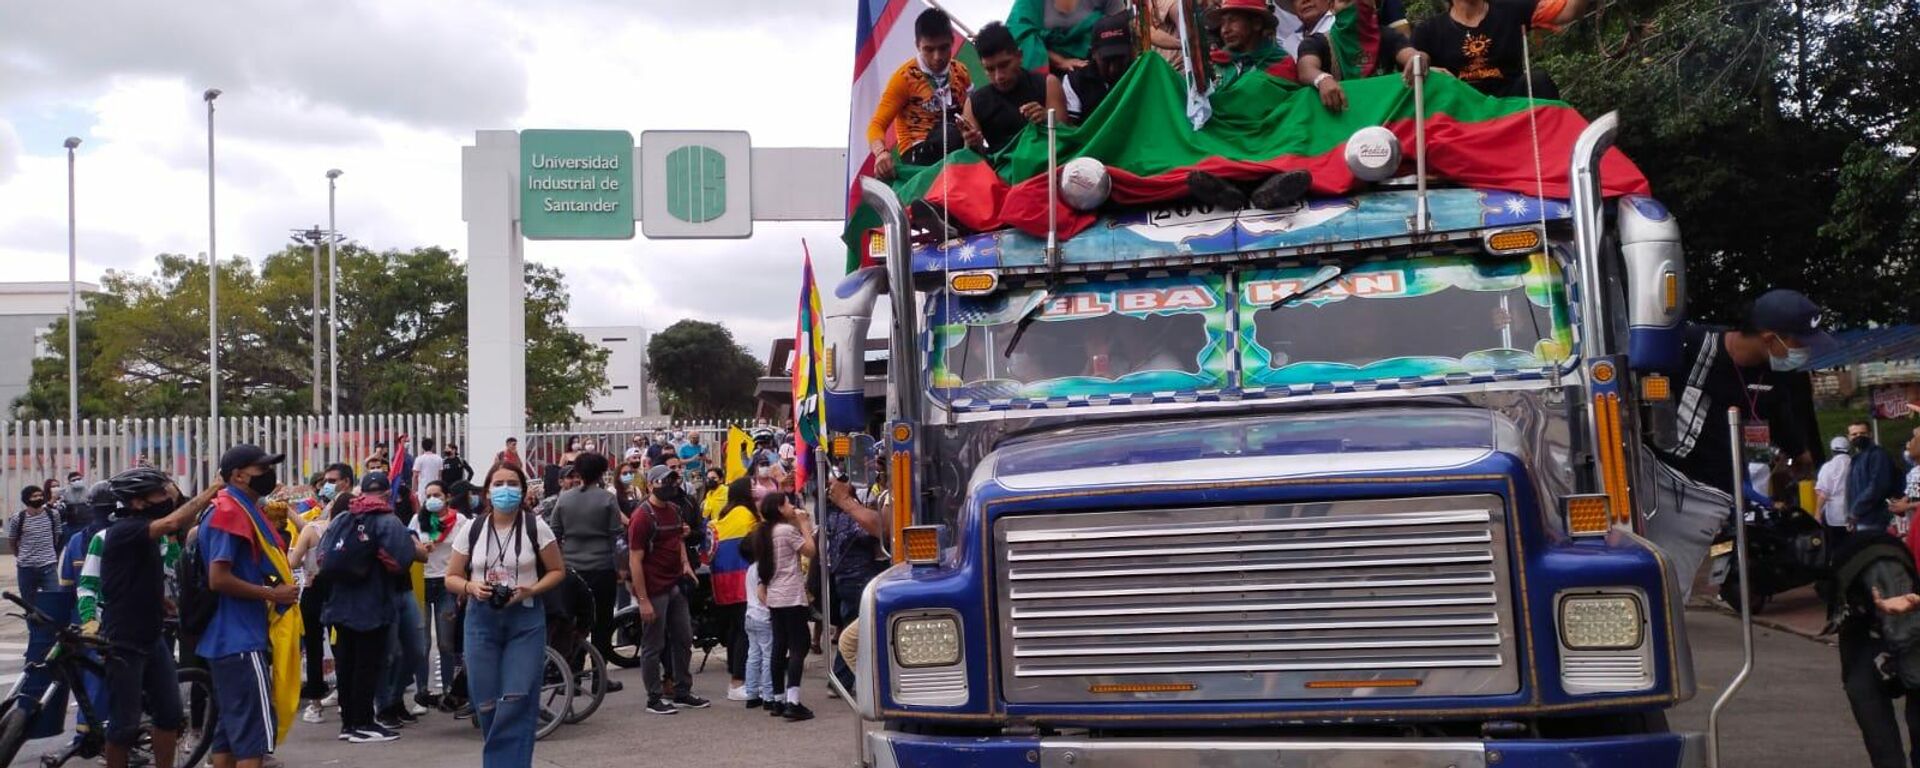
462, 131, 528, 460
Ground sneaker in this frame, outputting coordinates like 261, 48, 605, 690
671, 694, 710, 709
374, 715, 405, 731
644, 697, 679, 715
452, 703, 474, 720
320, 691, 339, 707
605, 679, 624, 693
346, 727, 399, 744
783, 703, 816, 722
380, 705, 418, 725
745, 697, 764, 710
1187, 171, 1248, 211
1249, 169, 1313, 211
826, 685, 842, 700
767, 701, 787, 717
405, 701, 428, 717
726, 685, 749, 702
414, 692, 441, 710
302, 704, 325, 724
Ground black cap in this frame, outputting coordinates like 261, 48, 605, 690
1750, 289, 1836, 354
1090, 13, 1133, 59
361, 471, 391, 494
218, 443, 285, 479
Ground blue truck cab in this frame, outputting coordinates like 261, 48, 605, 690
824, 114, 1705, 767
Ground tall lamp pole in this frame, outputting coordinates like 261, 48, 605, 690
64, 137, 81, 476
293, 227, 325, 414
327, 169, 343, 462
204, 88, 222, 460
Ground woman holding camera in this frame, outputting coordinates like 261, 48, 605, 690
447, 462, 565, 767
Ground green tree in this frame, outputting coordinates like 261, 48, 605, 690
645, 319, 762, 418
11, 244, 609, 423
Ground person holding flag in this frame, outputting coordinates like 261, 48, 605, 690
198, 445, 302, 768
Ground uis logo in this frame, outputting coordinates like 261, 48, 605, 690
664, 145, 726, 224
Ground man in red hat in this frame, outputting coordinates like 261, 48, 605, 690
1180, 0, 1315, 212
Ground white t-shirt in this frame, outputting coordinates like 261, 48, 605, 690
413, 451, 443, 491
410, 512, 463, 579
746, 562, 769, 623
452, 512, 553, 595
1815, 454, 1851, 528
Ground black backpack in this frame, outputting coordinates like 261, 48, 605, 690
319, 512, 380, 581
177, 509, 217, 637
464, 509, 548, 580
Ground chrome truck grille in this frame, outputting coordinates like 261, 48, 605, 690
995, 495, 1520, 703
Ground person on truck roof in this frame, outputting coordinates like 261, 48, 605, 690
1181, 0, 1317, 212
1050, 13, 1133, 125
867, 8, 973, 182
1412, 0, 1585, 99
963, 23, 1060, 155
1293, 0, 1428, 113
1006, 0, 1131, 74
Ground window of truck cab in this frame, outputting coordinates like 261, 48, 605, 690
1238, 251, 1574, 390
925, 271, 1231, 407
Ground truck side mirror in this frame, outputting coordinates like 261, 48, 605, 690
1619, 196, 1686, 449
824, 266, 887, 434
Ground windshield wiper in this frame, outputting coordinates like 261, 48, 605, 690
1267, 262, 1356, 312
1001, 286, 1053, 359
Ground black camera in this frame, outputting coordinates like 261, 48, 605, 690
485, 583, 515, 609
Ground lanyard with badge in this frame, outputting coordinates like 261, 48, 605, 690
485, 512, 523, 589
1732, 364, 1774, 461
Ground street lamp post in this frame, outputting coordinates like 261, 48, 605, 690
327, 169, 343, 463
292, 227, 325, 415
64, 137, 81, 476
204, 88, 222, 460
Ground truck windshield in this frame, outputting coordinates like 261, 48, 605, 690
1240, 252, 1573, 388
926, 272, 1232, 402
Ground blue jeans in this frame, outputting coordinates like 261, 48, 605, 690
16, 563, 56, 610
379, 591, 429, 710
744, 614, 773, 699
464, 600, 545, 768
425, 578, 460, 694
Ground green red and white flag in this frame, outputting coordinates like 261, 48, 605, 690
844, 54, 1650, 270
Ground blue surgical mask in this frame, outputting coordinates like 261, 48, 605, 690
424, 497, 446, 513
619, 473, 635, 485
489, 486, 523, 512
317, 482, 338, 502
1770, 344, 1810, 372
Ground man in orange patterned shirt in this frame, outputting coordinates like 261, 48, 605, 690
866, 7, 973, 181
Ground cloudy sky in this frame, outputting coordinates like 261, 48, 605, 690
0, 0, 1006, 358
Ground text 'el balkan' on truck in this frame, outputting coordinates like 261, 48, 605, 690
821, 54, 1708, 768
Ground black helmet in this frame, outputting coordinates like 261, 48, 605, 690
108, 467, 172, 502
86, 480, 116, 511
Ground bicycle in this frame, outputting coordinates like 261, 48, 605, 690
0, 592, 213, 768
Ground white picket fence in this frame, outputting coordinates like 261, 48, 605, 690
1, 414, 772, 496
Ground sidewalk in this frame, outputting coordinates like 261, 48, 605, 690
0, 557, 23, 645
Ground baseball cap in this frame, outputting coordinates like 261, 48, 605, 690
1831, 435, 1851, 453
361, 471, 391, 494
1750, 289, 1836, 355
218, 443, 285, 479
645, 464, 675, 487
624, 446, 644, 461
1090, 13, 1133, 59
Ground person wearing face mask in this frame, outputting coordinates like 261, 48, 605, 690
446, 463, 565, 767
91, 469, 214, 768
408, 481, 466, 710
627, 464, 710, 715
1644, 289, 1833, 600
198, 445, 302, 767
8, 483, 64, 610
288, 463, 355, 724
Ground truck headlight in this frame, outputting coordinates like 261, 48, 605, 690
892, 615, 962, 667
1559, 594, 1644, 650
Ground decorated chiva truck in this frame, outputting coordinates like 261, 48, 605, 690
822, 57, 1717, 768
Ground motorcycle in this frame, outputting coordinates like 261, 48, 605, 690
1710, 496, 1829, 614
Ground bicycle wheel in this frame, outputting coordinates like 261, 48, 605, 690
604, 614, 642, 669
563, 645, 607, 725
174, 666, 214, 768
0, 703, 33, 768
534, 647, 572, 741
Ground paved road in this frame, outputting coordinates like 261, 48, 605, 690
0, 605, 1883, 767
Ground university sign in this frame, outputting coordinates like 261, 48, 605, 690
641, 130, 752, 239
519, 129, 635, 240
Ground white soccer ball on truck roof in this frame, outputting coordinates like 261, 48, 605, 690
1059, 157, 1112, 212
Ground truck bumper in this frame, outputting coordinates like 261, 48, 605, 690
867, 731, 1707, 768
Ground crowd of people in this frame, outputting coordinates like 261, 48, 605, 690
869, 0, 1585, 220
4, 425, 894, 768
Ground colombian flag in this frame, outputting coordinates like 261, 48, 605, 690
724, 426, 753, 484
708, 504, 756, 606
